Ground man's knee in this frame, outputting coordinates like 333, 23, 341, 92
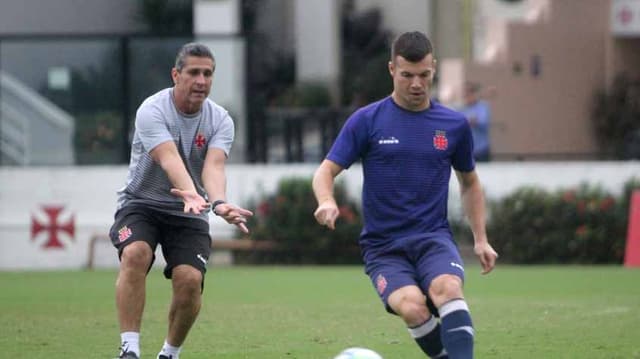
388, 286, 430, 326
120, 241, 153, 270
428, 274, 463, 308
172, 265, 203, 295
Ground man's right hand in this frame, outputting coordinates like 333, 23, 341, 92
170, 188, 211, 214
314, 199, 339, 230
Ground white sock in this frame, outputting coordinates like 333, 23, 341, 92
158, 340, 182, 358
120, 331, 140, 357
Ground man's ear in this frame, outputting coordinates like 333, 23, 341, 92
388, 61, 394, 77
171, 68, 179, 85
432, 58, 438, 79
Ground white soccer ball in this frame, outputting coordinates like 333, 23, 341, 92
333, 347, 383, 359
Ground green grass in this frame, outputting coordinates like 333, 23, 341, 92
0, 266, 639, 358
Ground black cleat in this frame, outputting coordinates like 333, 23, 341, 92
158, 355, 172, 359
116, 342, 139, 359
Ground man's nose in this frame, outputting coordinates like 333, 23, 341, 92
194, 72, 207, 85
411, 77, 423, 88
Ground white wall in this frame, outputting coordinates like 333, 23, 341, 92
1, 161, 639, 270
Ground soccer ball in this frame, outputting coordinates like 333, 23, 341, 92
333, 347, 383, 359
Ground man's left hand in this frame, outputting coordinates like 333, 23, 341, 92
474, 242, 498, 274
214, 203, 254, 234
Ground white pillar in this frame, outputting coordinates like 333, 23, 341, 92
294, 0, 342, 105
193, 0, 246, 162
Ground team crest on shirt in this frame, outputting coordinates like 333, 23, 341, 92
194, 133, 206, 149
118, 225, 132, 243
433, 130, 448, 150
376, 274, 387, 294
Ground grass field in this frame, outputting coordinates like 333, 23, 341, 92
0, 265, 639, 358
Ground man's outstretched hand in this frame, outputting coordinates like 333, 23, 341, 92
213, 202, 254, 234
170, 188, 211, 214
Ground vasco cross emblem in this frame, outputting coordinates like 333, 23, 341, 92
433, 130, 448, 151
31, 205, 75, 249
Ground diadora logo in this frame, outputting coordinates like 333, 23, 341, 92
378, 136, 399, 145
31, 205, 75, 249
450, 262, 464, 271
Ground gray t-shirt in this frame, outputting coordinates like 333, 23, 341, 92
116, 88, 234, 221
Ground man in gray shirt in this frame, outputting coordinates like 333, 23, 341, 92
110, 43, 252, 359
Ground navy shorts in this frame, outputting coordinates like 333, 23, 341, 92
363, 232, 465, 317
109, 205, 212, 283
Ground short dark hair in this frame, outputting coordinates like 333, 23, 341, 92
174, 43, 215, 71
391, 31, 433, 62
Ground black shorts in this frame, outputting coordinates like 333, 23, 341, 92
109, 205, 212, 282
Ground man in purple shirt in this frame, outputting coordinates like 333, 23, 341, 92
312, 32, 498, 358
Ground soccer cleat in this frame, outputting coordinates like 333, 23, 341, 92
117, 352, 139, 359
158, 355, 173, 359
116, 342, 139, 359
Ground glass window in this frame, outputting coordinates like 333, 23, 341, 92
0, 39, 124, 165
127, 38, 192, 136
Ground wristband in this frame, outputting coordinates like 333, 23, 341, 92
211, 200, 226, 215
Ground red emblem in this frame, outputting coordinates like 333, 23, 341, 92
118, 226, 132, 243
433, 130, 448, 150
195, 133, 206, 149
376, 274, 387, 294
31, 205, 75, 249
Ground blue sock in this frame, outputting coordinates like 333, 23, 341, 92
408, 315, 448, 358
439, 299, 474, 359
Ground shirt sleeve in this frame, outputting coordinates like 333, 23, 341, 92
136, 103, 174, 153
326, 110, 369, 169
209, 111, 235, 157
452, 117, 476, 172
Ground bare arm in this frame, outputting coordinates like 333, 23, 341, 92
150, 141, 210, 214
455, 170, 498, 274
202, 147, 227, 202
312, 159, 344, 230
202, 147, 253, 233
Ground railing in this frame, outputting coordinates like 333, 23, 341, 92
85, 233, 278, 270
0, 103, 28, 165
264, 106, 354, 163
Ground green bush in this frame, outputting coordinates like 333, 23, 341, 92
239, 176, 640, 265
239, 177, 363, 264
488, 178, 640, 264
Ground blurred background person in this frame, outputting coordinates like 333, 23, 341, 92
460, 81, 491, 162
